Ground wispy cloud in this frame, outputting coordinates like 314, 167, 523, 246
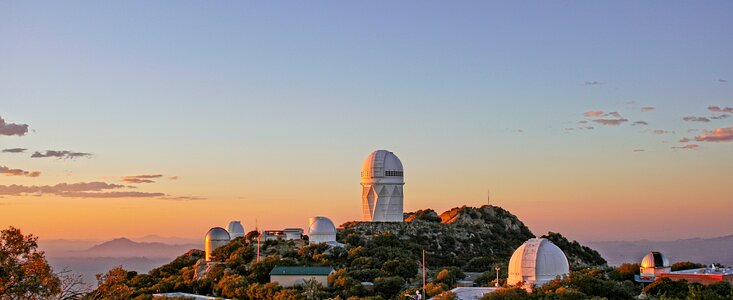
0, 116, 29, 136
652, 130, 674, 135
633, 149, 645, 152
683, 116, 711, 122
31, 150, 92, 159
694, 126, 733, 142
708, 105, 733, 113
159, 196, 206, 201
718, 79, 728, 83
632, 121, 649, 126
0, 166, 40, 177
679, 137, 692, 143
592, 118, 628, 126
584, 81, 603, 85
168, 176, 179, 180
640, 107, 655, 112
672, 144, 699, 150
0, 181, 168, 198
122, 174, 163, 184
2, 148, 27, 153
710, 114, 730, 120
583, 111, 605, 117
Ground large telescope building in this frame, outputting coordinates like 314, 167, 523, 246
361, 150, 404, 222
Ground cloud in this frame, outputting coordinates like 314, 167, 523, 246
694, 126, 733, 142
168, 176, 179, 180
159, 196, 206, 201
652, 129, 674, 135
718, 79, 728, 83
683, 116, 711, 122
632, 121, 649, 126
31, 150, 92, 159
679, 137, 692, 143
0, 181, 171, 199
584, 81, 603, 85
640, 107, 655, 112
607, 111, 622, 118
58, 191, 165, 198
633, 149, 645, 152
0, 117, 29, 136
577, 120, 588, 124
592, 118, 628, 126
710, 114, 730, 120
708, 105, 733, 113
2, 148, 27, 153
0, 166, 40, 177
583, 111, 604, 117
672, 144, 699, 150
122, 174, 163, 184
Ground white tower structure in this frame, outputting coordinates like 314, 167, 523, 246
227, 221, 245, 239
361, 150, 404, 222
204, 227, 230, 262
308, 216, 337, 244
507, 238, 569, 287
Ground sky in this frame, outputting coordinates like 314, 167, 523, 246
1, 1, 732, 242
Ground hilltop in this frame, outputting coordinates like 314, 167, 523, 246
342, 205, 606, 270
85, 205, 608, 299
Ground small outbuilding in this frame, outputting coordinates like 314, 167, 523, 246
269, 266, 335, 287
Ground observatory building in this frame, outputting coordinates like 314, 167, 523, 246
227, 221, 245, 239
638, 251, 671, 281
204, 227, 230, 262
361, 150, 404, 222
308, 216, 337, 244
507, 238, 570, 287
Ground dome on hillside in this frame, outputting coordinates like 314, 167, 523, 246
641, 251, 669, 269
308, 216, 337, 244
361, 150, 404, 180
205, 227, 230, 262
507, 238, 569, 287
227, 221, 245, 239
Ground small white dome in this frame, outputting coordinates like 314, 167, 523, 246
361, 150, 403, 180
507, 238, 569, 287
308, 216, 337, 244
227, 221, 245, 239
641, 251, 669, 269
205, 227, 230, 261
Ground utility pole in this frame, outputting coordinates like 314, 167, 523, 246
256, 230, 261, 262
495, 267, 501, 287
422, 249, 426, 299
487, 189, 491, 206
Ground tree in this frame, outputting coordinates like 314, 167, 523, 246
86, 266, 135, 300
670, 261, 705, 271
54, 267, 92, 300
481, 287, 528, 300
0, 226, 61, 299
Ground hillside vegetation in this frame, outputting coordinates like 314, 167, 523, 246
84, 205, 609, 299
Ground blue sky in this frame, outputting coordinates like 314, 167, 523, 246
1, 1, 732, 241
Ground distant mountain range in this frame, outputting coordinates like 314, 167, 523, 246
40, 236, 200, 285
584, 235, 733, 267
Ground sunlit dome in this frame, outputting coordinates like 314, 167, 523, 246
227, 221, 245, 239
641, 251, 669, 269
361, 150, 404, 180
507, 238, 569, 287
308, 216, 337, 244
204, 227, 230, 262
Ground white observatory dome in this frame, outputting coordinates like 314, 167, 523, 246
361, 150, 405, 222
204, 227, 230, 262
507, 238, 569, 287
361, 150, 404, 181
641, 251, 669, 269
640, 251, 671, 278
227, 221, 245, 239
308, 216, 337, 244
